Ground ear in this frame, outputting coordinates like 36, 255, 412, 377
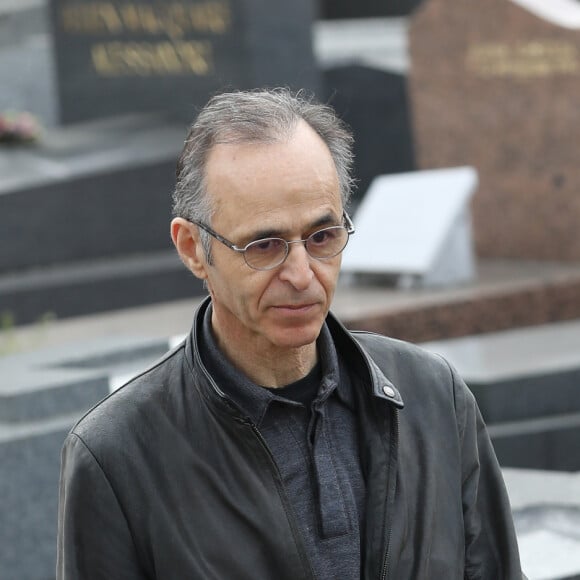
170, 218, 209, 281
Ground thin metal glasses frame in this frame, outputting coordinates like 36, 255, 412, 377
192, 210, 355, 270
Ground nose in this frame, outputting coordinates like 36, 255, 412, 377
278, 241, 314, 290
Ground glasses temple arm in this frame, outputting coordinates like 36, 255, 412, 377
343, 211, 355, 234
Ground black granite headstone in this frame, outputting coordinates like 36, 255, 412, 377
319, 0, 424, 18
422, 325, 580, 472
49, 0, 320, 125
323, 65, 415, 204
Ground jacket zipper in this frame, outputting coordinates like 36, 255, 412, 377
201, 367, 313, 574
203, 370, 313, 577
380, 407, 399, 580
246, 421, 317, 580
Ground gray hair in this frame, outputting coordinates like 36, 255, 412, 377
172, 88, 355, 258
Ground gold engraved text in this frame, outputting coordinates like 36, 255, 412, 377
91, 41, 213, 75
62, 2, 232, 39
466, 41, 579, 78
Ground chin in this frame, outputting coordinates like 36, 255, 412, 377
269, 324, 323, 350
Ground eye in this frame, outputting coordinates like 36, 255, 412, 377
309, 228, 336, 246
248, 238, 285, 254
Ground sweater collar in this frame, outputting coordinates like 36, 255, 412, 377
193, 298, 353, 426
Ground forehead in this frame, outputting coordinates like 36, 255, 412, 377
204, 121, 341, 223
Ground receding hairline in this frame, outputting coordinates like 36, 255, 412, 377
184, 102, 301, 149
202, 120, 341, 211
173, 88, 355, 227
205, 118, 332, 157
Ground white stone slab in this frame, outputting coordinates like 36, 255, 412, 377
510, 0, 580, 29
519, 529, 580, 580
342, 166, 478, 287
503, 468, 580, 511
313, 17, 408, 73
420, 318, 580, 382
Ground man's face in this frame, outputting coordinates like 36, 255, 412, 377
200, 121, 343, 355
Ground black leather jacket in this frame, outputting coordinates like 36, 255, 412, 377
57, 299, 524, 579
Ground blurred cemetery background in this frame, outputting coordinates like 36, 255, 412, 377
1, 0, 580, 578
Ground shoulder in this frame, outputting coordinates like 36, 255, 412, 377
327, 312, 458, 395
69, 341, 189, 454
351, 329, 453, 378
350, 329, 470, 412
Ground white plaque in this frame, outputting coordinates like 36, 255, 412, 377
341, 166, 478, 288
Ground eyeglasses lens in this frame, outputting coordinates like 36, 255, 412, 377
244, 238, 286, 270
244, 226, 349, 270
306, 226, 347, 258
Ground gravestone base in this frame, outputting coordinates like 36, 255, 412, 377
0, 251, 203, 326
420, 317, 580, 471
344, 266, 580, 471
0, 114, 205, 325
0, 336, 174, 580
1, 426, 74, 580
343, 259, 580, 343
341, 258, 580, 472
474, 367, 580, 471
490, 421, 580, 472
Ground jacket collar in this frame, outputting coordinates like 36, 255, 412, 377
186, 296, 404, 412
324, 310, 405, 409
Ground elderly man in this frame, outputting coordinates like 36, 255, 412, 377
57, 89, 524, 579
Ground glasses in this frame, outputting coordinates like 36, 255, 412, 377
193, 211, 355, 271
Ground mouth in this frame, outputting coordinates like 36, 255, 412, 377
273, 303, 317, 313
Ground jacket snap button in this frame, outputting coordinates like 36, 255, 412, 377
383, 385, 395, 398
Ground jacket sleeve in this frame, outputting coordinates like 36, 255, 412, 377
451, 363, 526, 580
57, 433, 146, 580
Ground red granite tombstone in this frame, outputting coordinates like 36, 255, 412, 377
408, 0, 580, 260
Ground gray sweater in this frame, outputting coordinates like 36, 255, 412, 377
200, 306, 366, 580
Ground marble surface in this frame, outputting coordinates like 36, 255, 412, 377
420, 318, 580, 383
504, 468, 580, 580
340, 259, 580, 343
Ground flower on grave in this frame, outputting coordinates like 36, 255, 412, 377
0, 111, 42, 144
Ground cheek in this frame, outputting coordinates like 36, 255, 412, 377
213, 269, 273, 314
252, 275, 283, 312
316, 262, 341, 292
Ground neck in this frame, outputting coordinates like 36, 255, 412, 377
212, 329, 318, 388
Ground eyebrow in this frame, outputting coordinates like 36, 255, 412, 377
245, 212, 339, 242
